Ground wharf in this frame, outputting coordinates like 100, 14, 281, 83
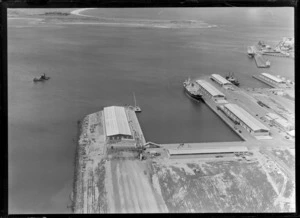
197, 79, 262, 142
262, 52, 289, 57
254, 53, 270, 68
252, 75, 277, 88
125, 107, 146, 146
161, 141, 251, 150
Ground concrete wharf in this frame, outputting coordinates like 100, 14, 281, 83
262, 52, 289, 57
125, 107, 146, 146
161, 141, 251, 150
252, 75, 277, 88
254, 53, 270, 68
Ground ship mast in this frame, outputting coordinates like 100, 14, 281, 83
133, 92, 137, 107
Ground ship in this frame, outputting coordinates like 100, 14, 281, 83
183, 78, 203, 100
226, 72, 240, 86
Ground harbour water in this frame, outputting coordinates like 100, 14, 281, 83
8, 8, 294, 213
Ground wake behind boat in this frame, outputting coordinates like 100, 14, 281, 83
183, 78, 202, 100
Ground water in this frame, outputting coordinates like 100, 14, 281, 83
8, 8, 294, 213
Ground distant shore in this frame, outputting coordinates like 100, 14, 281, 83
8, 8, 217, 29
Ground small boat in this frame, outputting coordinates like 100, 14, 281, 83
247, 46, 255, 57
226, 72, 240, 86
33, 74, 50, 82
265, 60, 271, 67
183, 77, 202, 100
133, 92, 141, 113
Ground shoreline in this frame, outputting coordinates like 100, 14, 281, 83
70, 8, 96, 17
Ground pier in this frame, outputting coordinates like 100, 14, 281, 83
73, 74, 294, 213
252, 75, 277, 88
261, 52, 289, 57
254, 53, 270, 68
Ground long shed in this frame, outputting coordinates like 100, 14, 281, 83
196, 80, 226, 100
210, 74, 233, 88
103, 106, 132, 140
167, 146, 248, 158
223, 103, 269, 136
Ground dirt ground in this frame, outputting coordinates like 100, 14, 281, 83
152, 146, 295, 213
105, 154, 167, 213
105, 154, 168, 213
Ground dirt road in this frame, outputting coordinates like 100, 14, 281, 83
105, 159, 168, 213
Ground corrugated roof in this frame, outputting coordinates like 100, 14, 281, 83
196, 80, 225, 97
224, 104, 269, 132
288, 130, 295, 137
266, 113, 282, 120
261, 73, 284, 83
273, 118, 291, 128
168, 146, 248, 155
104, 106, 132, 137
211, 74, 232, 85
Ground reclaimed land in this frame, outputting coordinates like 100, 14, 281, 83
152, 147, 295, 212
73, 109, 295, 213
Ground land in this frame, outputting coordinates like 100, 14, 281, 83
73, 88, 295, 212
8, 8, 217, 29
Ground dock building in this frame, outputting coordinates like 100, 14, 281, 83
103, 106, 133, 141
167, 146, 248, 159
196, 80, 226, 102
266, 113, 294, 131
222, 103, 270, 136
210, 74, 233, 88
259, 73, 286, 88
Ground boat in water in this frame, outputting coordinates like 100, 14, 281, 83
226, 72, 240, 86
33, 73, 50, 82
183, 78, 202, 100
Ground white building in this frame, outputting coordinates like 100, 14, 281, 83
266, 113, 294, 131
167, 146, 248, 158
287, 130, 295, 137
223, 103, 270, 136
196, 80, 226, 101
103, 106, 133, 141
210, 74, 233, 89
259, 73, 286, 88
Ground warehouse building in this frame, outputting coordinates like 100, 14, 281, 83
210, 74, 233, 88
196, 80, 226, 101
222, 103, 270, 136
167, 146, 248, 159
266, 113, 294, 131
259, 73, 286, 88
273, 118, 294, 131
103, 106, 133, 141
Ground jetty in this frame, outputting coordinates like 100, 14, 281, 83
254, 53, 270, 68
72, 73, 295, 213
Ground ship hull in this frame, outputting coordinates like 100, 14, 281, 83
184, 86, 203, 100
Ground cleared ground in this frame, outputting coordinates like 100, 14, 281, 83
105, 153, 168, 213
153, 147, 295, 212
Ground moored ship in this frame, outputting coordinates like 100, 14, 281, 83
226, 72, 240, 86
183, 78, 203, 100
